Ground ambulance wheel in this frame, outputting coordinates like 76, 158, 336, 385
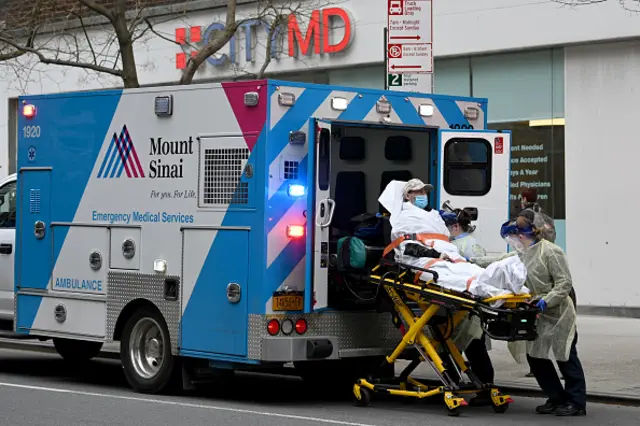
53, 338, 103, 362
121, 306, 178, 394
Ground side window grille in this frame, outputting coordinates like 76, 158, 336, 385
202, 148, 250, 205
284, 160, 299, 180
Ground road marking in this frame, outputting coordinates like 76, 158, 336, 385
0, 381, 377, 426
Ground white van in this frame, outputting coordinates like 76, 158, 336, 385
0, 173, 16, 321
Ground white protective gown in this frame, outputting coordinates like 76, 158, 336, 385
378, 181, 529, 301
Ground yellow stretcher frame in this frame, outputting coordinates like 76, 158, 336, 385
352, 263, 536, 417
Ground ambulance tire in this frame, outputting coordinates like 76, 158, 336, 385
53, 338, 103, 363
120, 306, 179, 394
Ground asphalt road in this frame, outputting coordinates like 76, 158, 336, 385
0, 348, 638, 426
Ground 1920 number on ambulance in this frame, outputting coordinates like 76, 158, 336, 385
23, 125, 41, 138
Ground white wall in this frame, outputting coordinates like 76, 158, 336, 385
565, 40, 640, 307
435, 0, 640, 57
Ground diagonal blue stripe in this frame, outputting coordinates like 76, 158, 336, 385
334, 93, 379, 121
103, 134, 120, 179
433, 98, 470, 128
265, 94, 382, 286
267, 88, 332, 165
265, 236, 306, 290
388, 97, 425, 125
266, 158, 308, 233
109, 136, 124, 178
266, 94, 378, 234
116, 134, 132, 178
97, 135, 116, 179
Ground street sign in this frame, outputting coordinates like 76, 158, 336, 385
386, 0, 433, 93
388, 73, 433, 91
388, 73, 403, 87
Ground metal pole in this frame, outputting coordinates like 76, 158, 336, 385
383, 27, 388, 90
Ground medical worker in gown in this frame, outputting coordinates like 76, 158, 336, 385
472, 210, 587, 416
442, 209, 495, 406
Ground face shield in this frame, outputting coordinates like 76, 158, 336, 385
500, 220, 536, 253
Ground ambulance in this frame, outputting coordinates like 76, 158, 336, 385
11, 80, 510, 393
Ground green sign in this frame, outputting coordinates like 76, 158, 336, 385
388, 73, 402, 87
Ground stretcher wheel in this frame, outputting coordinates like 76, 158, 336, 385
492, 402, 509, 413
353, 387, 371, 407
446, 407, 460, 417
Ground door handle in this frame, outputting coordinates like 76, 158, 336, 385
316, 199, 336, 229
0, 243, 12, 255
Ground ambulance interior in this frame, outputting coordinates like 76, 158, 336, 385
324, 124, 434, 310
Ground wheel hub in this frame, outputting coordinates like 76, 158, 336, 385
147, 338, 161, 358
129, 317, 165, 380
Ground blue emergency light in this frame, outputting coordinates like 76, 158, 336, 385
287, 184, 305, 197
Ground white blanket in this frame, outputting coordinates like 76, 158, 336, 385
378, 181, 529, 303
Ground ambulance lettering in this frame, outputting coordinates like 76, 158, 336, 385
54, 277, 103, 292
148, 136, 195, 179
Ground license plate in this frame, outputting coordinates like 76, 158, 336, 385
273, 295, 304, 311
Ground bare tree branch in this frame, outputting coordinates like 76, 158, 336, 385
112, 0, 139, 87
0, 34, 123, 76
179, 0, 240, 84
552, 0, 640, 11
72, 11, 98, 65
1, 0, 346, 90
257, 14, 284, 79
77, 0, 116, 24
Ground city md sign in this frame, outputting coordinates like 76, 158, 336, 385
175, 7, 353, 69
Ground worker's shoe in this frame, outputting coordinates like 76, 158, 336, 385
555, 403, 587, 416
468, 391, 492, 407
535, 400, 559, 414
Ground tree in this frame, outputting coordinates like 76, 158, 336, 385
552, 0, 640, 11
0, 0, 343, 91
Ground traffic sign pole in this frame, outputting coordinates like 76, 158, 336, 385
384, 27, 389, 90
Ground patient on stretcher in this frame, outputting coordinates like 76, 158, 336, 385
379, 180, 529, 302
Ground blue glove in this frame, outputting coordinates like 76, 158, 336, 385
536, 299, 547, 311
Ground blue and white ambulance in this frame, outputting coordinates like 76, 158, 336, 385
11, 80, 510, 393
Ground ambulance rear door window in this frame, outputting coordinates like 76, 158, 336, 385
444, 138, 492, 196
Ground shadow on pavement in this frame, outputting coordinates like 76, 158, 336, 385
0, 353, 129, 390
0, 351, 448, 411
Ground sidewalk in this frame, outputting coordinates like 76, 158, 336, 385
405, 315, 640, 400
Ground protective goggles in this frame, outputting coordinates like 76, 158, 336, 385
499, 220, 535, 239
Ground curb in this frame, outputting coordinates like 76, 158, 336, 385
410, 376, 640, 407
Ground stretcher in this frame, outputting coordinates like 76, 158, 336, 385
351, 256, 540, 417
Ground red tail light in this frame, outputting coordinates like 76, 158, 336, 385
267, 319, 280, 336
295, 318, 307, 334
287, 225, 305, 238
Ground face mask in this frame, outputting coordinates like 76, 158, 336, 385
413, 195, 428, 209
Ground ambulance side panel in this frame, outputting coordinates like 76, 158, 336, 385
15, 82, 269, 361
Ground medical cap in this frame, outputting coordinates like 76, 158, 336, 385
402, 179, 434, 198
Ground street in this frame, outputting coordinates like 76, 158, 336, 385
0, 348, 638, 426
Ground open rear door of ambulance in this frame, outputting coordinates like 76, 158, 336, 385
305, 119, 335, 312
437, 130, 511, 255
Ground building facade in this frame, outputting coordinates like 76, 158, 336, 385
1, 0, 638, 311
